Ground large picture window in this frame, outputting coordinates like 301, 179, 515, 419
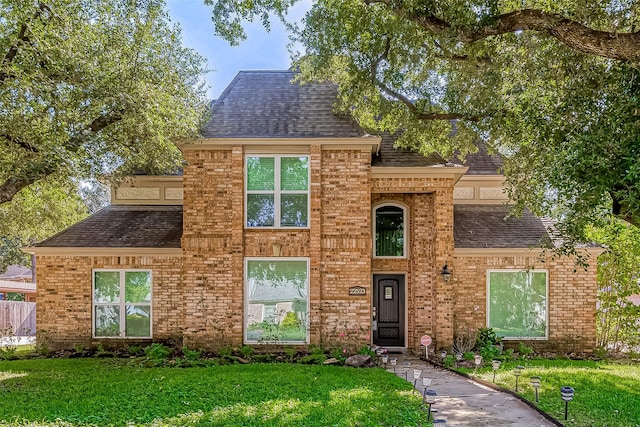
487, 270, 548, 339
245, 259, 309, 343
93, 270, 152, 338
246, 156, 309, 228
374, 204, 406, 257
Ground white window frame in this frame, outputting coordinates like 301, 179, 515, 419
245, 155, 310, 228
92, 269, 153, 339
244, 257, 310, 344
486, 269, 549, 340
372, 203, 407, 258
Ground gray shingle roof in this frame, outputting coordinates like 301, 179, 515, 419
453, 142, 504, 175
202, 70, 365, 138
36, 205, 182, 248
36, 204, 551, 250
454, 204, 552, 248
372, 134, 446, 167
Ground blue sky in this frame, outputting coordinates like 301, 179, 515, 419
166, 0, 307, 99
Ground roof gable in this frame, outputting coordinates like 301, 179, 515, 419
202, 70, 365, 138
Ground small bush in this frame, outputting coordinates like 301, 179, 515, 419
517, 342, 533, 358
239, 345, 254, 360
477, 327, 502, 348
443, 355, 456, 368
144, 343, 172, 361
298, 352, 327, 364
463, 351, 475, 361
182, 347, 202, 361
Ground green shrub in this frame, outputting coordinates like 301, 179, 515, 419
298, 353, 327, 364
443, 355, 456, 368
357, 345, 376, 357
144, 343, 172, 361
476, 327, 502, 348
463, 351, 475, 361
182, 347, 202, 361
239, 345, 255, 360
479, 344, 501, 361
517, 342, 533, 357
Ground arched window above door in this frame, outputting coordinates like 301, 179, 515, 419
374, 204, 406, 258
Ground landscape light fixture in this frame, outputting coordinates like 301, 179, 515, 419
530, 376, 541, 404
404, 361, 411, 381
381, 354, 388, 369
492, 360, 501, 382
514, 365, 524, 392
474, 354, 483, 370
413, 369, 422, 393
440, 350, 447, 361
390, 358, 397, 373
424, 389, 437, 422
560, 386, 575, 421
440, 264, 452, 282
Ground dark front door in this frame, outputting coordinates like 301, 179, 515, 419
373, 274, 405, 347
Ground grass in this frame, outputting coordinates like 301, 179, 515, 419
463, 359, 640, 427
0, 358, 429, 427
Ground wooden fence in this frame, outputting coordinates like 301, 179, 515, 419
0, 301, 36, 336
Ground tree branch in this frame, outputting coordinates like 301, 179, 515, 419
366, 2, 640, 62
369, 37, 480, 121
0, 110, 124, 205
0, 134, 40, 152
0, 163, 56, 205
1, 3, 54, 83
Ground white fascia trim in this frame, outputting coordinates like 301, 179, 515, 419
371, 166, 469, 184
180, 137, 381, 153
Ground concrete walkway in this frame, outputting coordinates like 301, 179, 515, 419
389, 354, 558, 426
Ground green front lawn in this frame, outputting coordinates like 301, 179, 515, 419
466, 359, 640, 427
0, 359, 428, 426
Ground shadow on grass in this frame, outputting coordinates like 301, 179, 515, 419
0, 359, 428, 426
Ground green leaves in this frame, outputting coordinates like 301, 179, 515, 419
0, 0, 207, 205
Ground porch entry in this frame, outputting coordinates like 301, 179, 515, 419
372, 274, 405, 347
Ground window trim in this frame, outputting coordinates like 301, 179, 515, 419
372, 203, 408, 259
486, 269, 549, 340
92, 269, 153, 339
244, 257, 310, 345
244, 155, 311, 229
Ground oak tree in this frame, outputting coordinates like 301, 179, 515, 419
0, 0, 207, 206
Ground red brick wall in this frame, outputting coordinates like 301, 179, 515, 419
35, 255, 183, 350
452, 254, 598, 353
319, 149, 371, 346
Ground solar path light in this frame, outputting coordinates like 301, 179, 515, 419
514, 365, 524, 392
474, 354, 483, 370
530, 376, 541, 404
561, 386, 574, 421
492, 360, 501, 382
424, 389, 437, 422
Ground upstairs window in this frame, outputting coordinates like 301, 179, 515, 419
374, 204, 406, 257
246, 156, 309, 228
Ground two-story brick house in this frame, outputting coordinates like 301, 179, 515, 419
27, 70, 601, 353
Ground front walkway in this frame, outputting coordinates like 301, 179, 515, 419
389, 354, 559, 426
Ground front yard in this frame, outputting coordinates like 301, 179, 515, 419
0, 358, 427, 426
465, 359, 640, 427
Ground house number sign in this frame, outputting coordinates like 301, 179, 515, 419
349, 286, 366, 296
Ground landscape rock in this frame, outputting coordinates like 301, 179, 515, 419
345, 354, 374, 367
